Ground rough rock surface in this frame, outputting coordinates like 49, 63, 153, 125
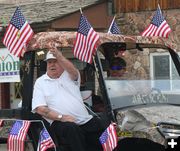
116, 105, 180, 145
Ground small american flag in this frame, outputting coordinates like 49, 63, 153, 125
0, 119, 3, 127
8, 120, 30, 151
73, 14, 99, 64
3, 7, 34, 57
108, 17, 121, 34
99, 123, 118, 151
37, 128, 55, 151
141, 6, 172, 38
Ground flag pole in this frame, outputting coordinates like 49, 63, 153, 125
80, 8, 83, 14
157, 3, 162, 14
15, 0, 20, 9
108, 15, 116, 33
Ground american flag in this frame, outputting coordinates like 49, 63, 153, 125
3, 7, 34, 57
8, 120, 30, 151
0, 119, 3, 127
37, 128, 55, 151
108, 17, 121, 34
99, 123, 118, 151
141, 6, 172, 38
73, 14, 99, 64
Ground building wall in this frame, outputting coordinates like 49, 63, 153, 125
114, 0, 180, 13
116, 9, 180, 50
113, 9, 180, 84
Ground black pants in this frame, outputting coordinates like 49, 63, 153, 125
50, 117, 108, 151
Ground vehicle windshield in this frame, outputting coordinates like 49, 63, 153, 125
99, 43, 180, 110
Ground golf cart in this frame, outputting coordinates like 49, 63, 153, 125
0, 31, 180, 151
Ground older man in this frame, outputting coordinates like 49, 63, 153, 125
32, 48, 107, 151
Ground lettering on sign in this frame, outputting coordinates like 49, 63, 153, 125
132, 88, 168, 104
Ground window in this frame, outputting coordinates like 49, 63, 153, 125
150, 52, 180, 91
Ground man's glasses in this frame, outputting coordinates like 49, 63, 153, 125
111, 66, 125, 70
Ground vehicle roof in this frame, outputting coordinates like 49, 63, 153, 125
27, 31, 177, 52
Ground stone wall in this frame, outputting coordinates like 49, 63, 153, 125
121, 48, 169, 80
117, 9, 180, 51
115, 9, 180, 80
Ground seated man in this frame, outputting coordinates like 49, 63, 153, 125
108, 57, 127, 77
32, 48, 108, 151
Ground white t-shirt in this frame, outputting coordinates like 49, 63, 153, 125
32, 71, 92, 125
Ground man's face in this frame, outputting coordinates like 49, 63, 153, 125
110, 68, 126, 77
46, 59, 63, 78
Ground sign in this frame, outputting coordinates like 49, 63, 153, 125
0, 48, 20, 83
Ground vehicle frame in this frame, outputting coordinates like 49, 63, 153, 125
0, 31, 180, 150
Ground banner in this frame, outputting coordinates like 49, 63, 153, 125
0, 48, 20, 83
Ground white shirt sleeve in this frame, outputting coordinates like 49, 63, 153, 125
31, 78, 47, 113
65, 70, 81, 87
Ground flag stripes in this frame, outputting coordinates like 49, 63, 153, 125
8, 120, 30, 151
37, 128, 55, 151
141, 6, 172, 38
73, 14, 99, 64
99, 123, 118, 151
3, 7, 33, 57
141, 20, 171, 38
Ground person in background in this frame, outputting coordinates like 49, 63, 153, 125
32, 48, 108, 151
109, 57, 127, 77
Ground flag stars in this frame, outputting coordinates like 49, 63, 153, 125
38, 128, 55, 150
151, 8, 164, 27
3, 6, 33, 57
78, 16, 91, 35
109, 21, 121, 34
10, 7, 26, 29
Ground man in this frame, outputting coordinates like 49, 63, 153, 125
32, 48, 107, 151
109, 57, 127, 77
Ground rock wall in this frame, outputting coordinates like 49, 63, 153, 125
116, 9, 180, 79
117, 9, 180, 51
121, 48, 169, 80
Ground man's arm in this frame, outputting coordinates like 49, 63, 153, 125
50, 48, 79, 81
35, 106, 76, 122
